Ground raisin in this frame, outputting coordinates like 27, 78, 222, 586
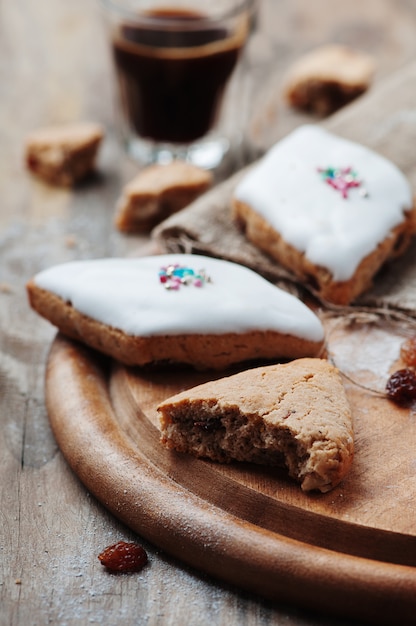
400, 337, 416, 367
386, 368, 416, 404
193, 417, 221, 432
98, 541, 148, 573
26, 155, 39, 172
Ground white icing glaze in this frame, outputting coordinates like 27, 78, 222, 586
33, 254, 324, 342
234, 125, 413, 281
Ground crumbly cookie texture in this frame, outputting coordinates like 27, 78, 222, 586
158, 358, 354, 493
233, 125, 416, 306
283, 44, 375, 115
115, 161, 213, 233
26, 254, 324, 370
25, 122, 104, 186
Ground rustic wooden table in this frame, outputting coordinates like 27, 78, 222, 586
2, 1, 416, 625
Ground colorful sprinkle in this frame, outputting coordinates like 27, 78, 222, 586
317, 166, 368, 199
159, 264, 212, 290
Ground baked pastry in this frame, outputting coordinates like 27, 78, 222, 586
25, 122, 103, 186
115, 161, 213, 233
27, 254, 324, 370
158, 357, 354, 492
283, 44, 375, 115
233, 125, 416, 306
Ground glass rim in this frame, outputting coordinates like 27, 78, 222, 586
99, 0, 257, 24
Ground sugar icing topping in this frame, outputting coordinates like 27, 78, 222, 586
234, 125, 413, 281
33, 254, 324, 342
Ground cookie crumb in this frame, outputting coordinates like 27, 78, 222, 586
25, 122, 104, 186
115, 161, 212, 233
0, 282, 13, 294
283, 45, 375, 115
64, 234, 78, 249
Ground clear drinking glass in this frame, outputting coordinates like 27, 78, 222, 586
100, 0, 256, 171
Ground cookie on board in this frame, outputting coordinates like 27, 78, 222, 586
26, 254, 324, 370
158, 357, 354, 493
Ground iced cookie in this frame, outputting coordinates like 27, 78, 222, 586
27, 254, 324, 370
115, 161, 213, 233
158, 357, 354, 492
25, 122, 103, 186
283, 45, 375, 115
233, 125, 416, 305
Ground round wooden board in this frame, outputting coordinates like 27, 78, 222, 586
45, 324, 416, 625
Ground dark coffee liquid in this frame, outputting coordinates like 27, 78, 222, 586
112, 9, 246, 144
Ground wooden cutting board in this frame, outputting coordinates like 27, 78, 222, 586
45, 317, 416, 625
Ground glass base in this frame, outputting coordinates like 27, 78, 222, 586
125, 134, 231, 171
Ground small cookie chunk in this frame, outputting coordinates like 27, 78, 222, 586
233, 125, 416, 306
283, 45, 375, 115
25, 122, 104, 186
115, 162, 213, 233
158, 357, 354, 492
26, 254, 324, 370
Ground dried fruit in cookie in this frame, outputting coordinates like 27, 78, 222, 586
98, 541, 148, 573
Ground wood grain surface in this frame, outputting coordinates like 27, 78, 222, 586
3, 1, 416, 625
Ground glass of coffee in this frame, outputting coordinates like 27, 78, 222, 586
100, 0, 256, 170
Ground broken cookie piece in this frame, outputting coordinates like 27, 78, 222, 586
283, 45, 375, 115
25, 121, 104, 186
158, 358, 354, 493
114, 161, 213, 233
